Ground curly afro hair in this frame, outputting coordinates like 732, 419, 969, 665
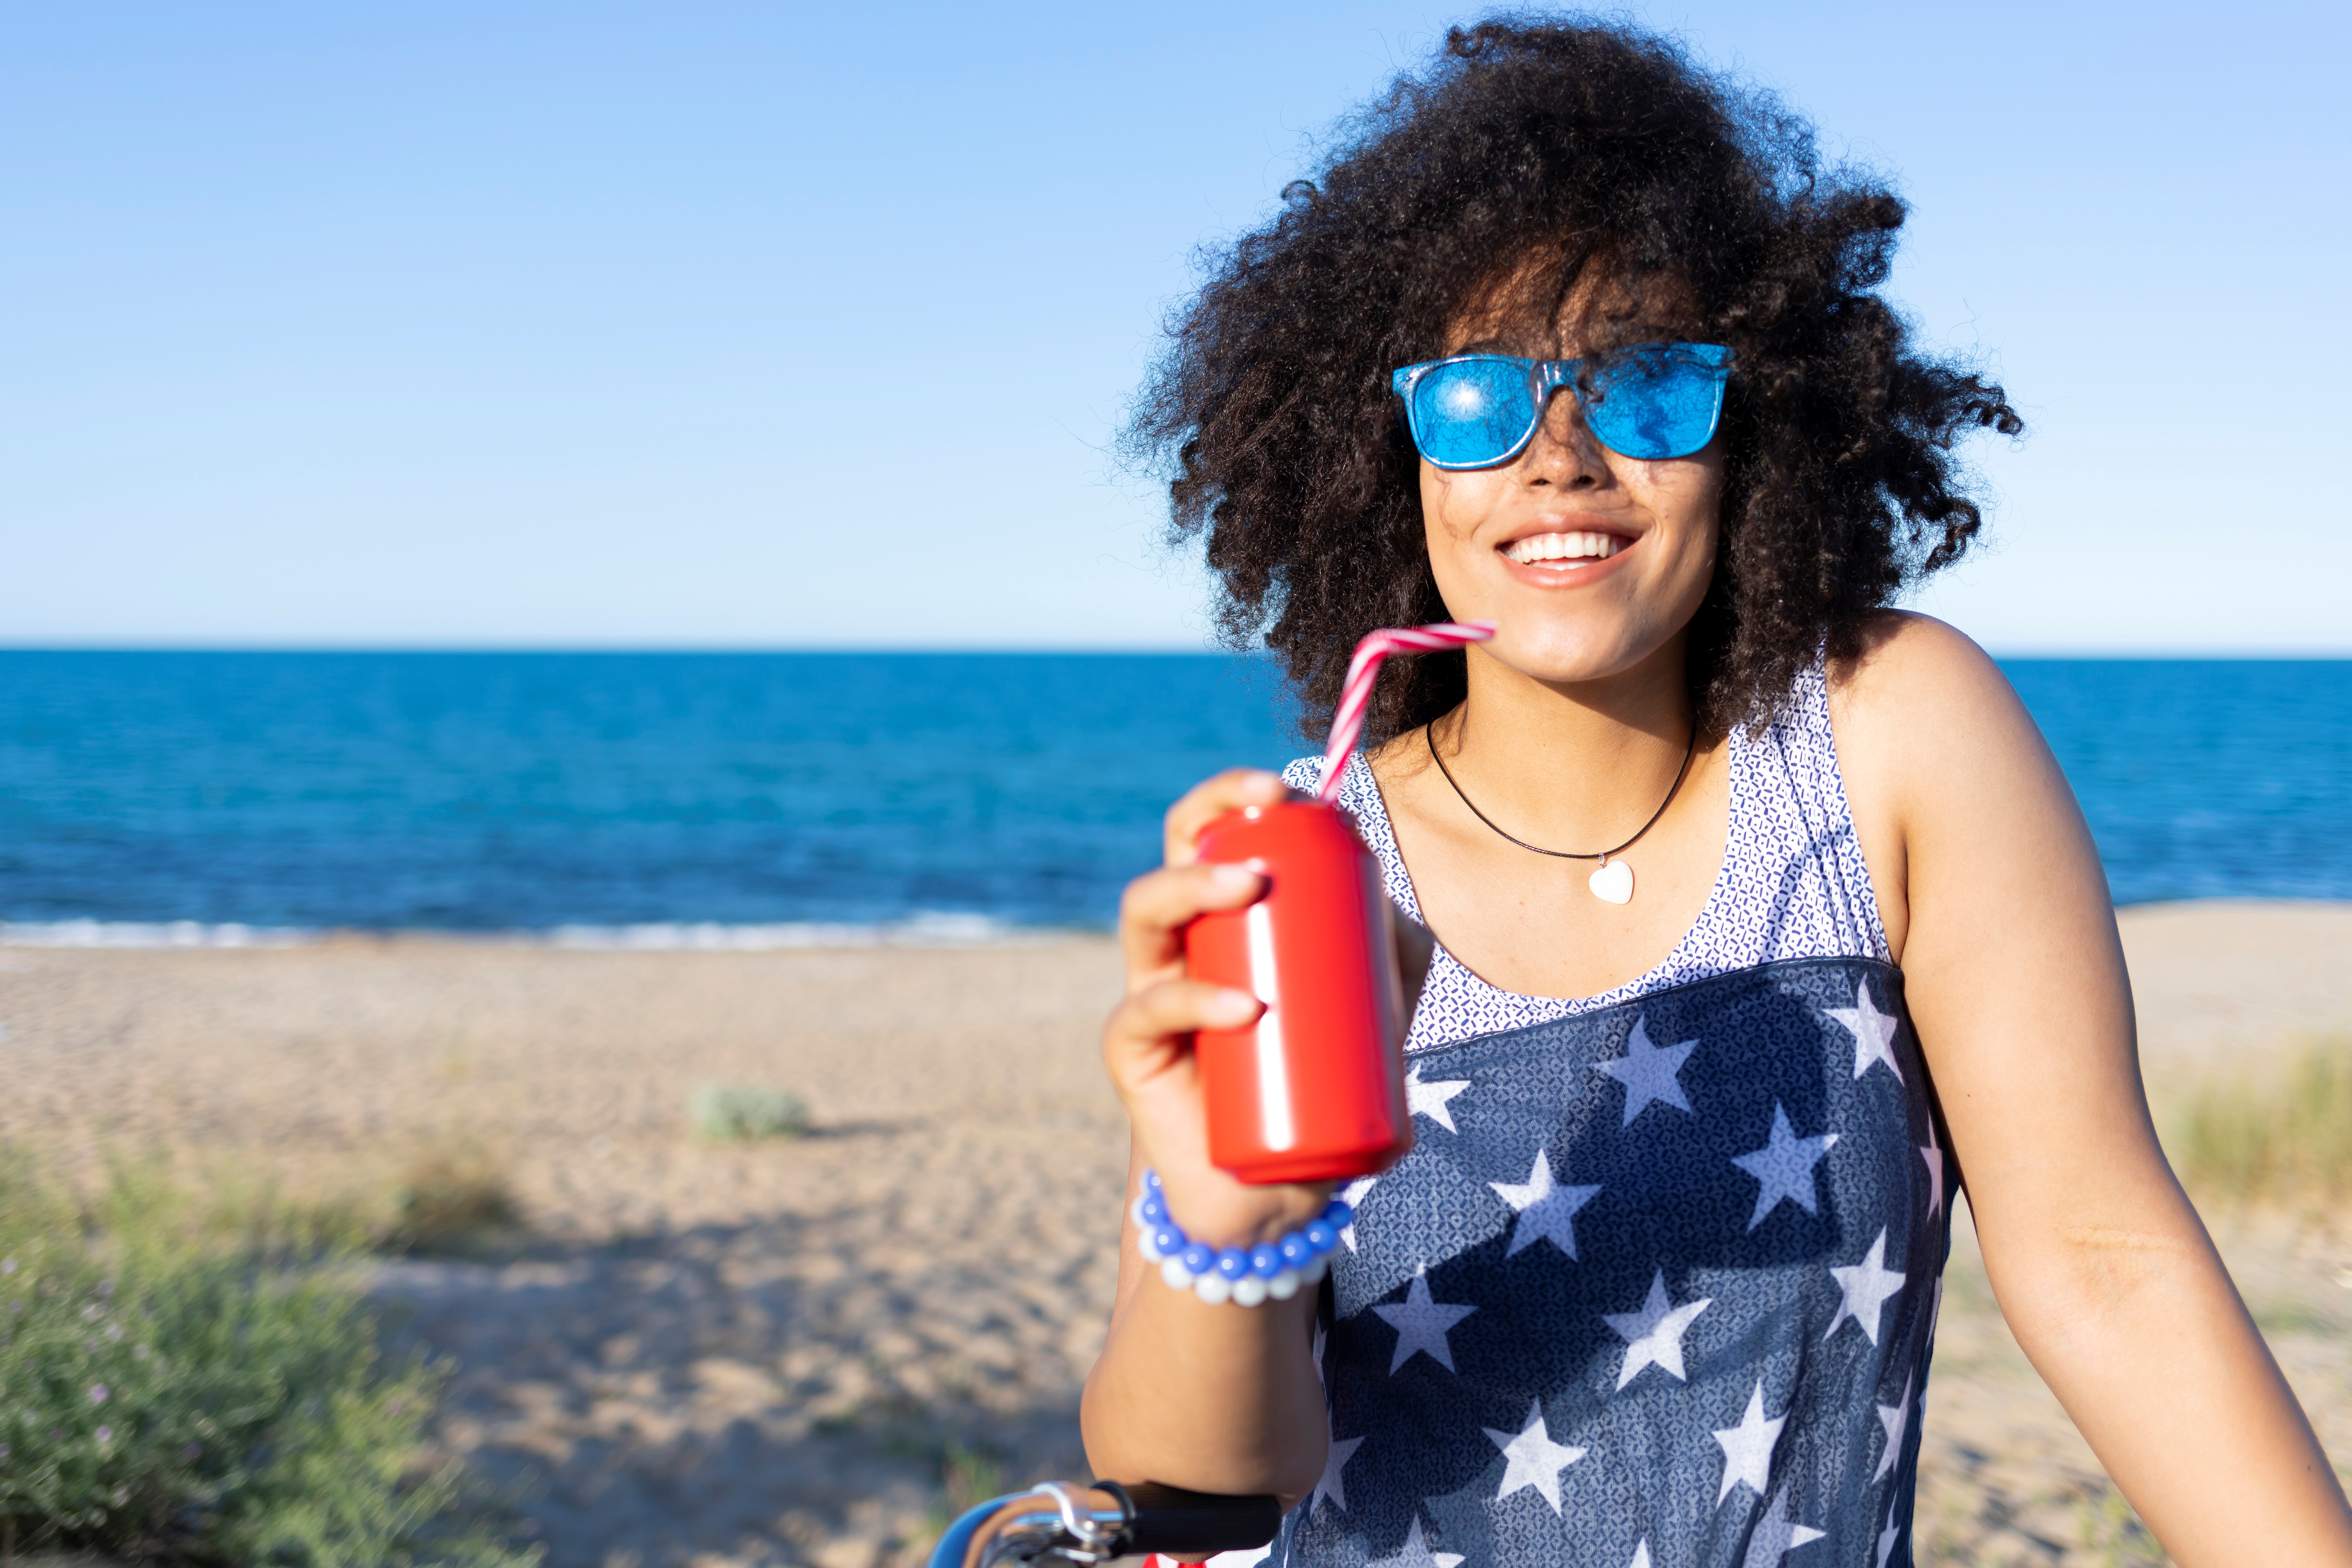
1127, 16, 2023, 741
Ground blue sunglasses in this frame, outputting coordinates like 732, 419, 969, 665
1391, 342, 1732, 469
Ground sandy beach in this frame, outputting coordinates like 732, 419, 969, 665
2, 900, 2348, 1568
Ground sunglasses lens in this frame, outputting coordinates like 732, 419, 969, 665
1584, 344, 1730, 460
1410, 359, 1537, 468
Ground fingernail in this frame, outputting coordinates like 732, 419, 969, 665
1241, 771, 1286, 799
1209, 864, 1262, 895
1204, 989, 1260, 1026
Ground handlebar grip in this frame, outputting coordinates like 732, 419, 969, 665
1103, 1483, 1282, 1558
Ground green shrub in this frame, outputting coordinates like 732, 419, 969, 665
2170, 1035, 2352, 1208
688, 1083, 810, 1143
0, 1156, 534, 1567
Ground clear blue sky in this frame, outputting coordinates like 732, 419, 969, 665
4, 2, 2346, 651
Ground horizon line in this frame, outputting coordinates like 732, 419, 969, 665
1, 642, 2348, 660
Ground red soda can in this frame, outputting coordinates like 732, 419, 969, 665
1183, 800, 1411, 1184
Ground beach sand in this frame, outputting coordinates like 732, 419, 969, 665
1, 900, 2347, 1567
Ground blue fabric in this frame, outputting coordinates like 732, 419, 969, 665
1279, 956, 1948, 1568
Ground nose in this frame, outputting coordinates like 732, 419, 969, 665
1518, 385, 1609, 488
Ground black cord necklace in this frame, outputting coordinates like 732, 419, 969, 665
1425, 714, 1698, 905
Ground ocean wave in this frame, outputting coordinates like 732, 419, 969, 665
0, 920, 315, 949
542, 913, 1056, 949
0, 913, 1069, 950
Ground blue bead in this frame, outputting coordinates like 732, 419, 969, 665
1139, 1195, 1167, 1225
1180, 1242, 1216, 1276
1214, 1248, 1251, 1281
1152, 1225, 1187, 1257
1249, 1244, 1283, 1278
1322, 1198, 1355, 1229
1142, 1169, 1162, 1192
1278, 1233, 1315, 1268
1303, 1220, 1338, 1253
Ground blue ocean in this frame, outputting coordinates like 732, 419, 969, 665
0, 652, 2344, 941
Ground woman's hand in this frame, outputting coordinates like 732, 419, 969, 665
1103, 767, 1335, 1248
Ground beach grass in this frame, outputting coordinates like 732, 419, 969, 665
2168, 1035, 2352, 1209
388, 1144, 522, 1254
197, 1141, 522, 1259
0, 1154, 534, 1567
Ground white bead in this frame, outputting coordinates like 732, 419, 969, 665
1267, 1269, 1300, 1300
1160, 1258, 1195, 1290
1193, 1273, 1234, 1306
1230, 1275, 1269, 1308
1302, 1254, 1330, 1285
1137, 1229, 1163, 1263
1129, 1195, 1150, 1229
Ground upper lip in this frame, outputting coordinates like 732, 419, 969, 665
1495, 518, 1642, 551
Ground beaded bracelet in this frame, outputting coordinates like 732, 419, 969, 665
1129, 1169, 1353, 1308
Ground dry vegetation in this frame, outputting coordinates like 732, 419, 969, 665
2170, 1036, 2352, 1211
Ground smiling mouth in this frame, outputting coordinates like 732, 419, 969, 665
1502, 530, 1627, 565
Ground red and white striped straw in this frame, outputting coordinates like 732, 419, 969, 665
1316, 621, 1496, 802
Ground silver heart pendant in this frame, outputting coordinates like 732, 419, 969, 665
1587, 857, 1635, 904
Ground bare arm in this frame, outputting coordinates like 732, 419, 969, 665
1079, 770, 1333, 1502
1835, 615, 2352, 1567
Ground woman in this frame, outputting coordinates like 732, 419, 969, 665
1078, 19, 2352, 1568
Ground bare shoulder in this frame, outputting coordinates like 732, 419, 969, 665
1828, 611, 2018, 728
1826, 610, 2051, 787
1822, 611, 2078, 960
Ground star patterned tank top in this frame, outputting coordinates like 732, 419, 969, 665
1265, 660, 1951, 1568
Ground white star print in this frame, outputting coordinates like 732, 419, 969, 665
1739, 1488, 1826, 1566
1488, 1151, 1604, 1259
1311, 1412, 1362, 1515
1364, 1517, 1463, 1568
1406, 1064, 1472, 1133
1731, 1102, 1839, 1231
1312, 1320, 1327, 1380
1371, 1270, 1477, 1374
1875, 1511, 1901, 1568
1482, 1399, 1585, 1512
1827, 977, 1903, 1083
1825, 1227, 1906, 1346
1712, 1380, 1788, 1503
1602, 1268, 1713, 1389
1628, 1545, 1653, 1568
1593, 1016, 1698, 1126
1921, 1117, 1945, 1220
1338, 1175, 1377, 1252
1872, 1372, 1914, 1482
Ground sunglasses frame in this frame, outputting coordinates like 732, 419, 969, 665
1390, 342, 1732, 470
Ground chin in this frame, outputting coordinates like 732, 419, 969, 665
1484, 623, 1648, 686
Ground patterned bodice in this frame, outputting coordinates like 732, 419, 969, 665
1279, 662, 1891, 1050
1265, 665, 1947, 1568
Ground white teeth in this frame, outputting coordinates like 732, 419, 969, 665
1504, 531, 1623, 565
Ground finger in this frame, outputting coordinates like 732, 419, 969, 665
1104, 977, 1263, 1074
1162, 768, 1291, 866
1118, 861, 1266, 984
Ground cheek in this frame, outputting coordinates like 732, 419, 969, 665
1420, 469, 1459, 535
1616, 454, 1724, 537
1420, 468, 1502, 542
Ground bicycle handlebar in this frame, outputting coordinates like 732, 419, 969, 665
929, 1481, 1280, 1568
1104, 1483, 1282, 1557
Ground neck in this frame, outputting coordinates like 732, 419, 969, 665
1433, 635, 1699, 849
